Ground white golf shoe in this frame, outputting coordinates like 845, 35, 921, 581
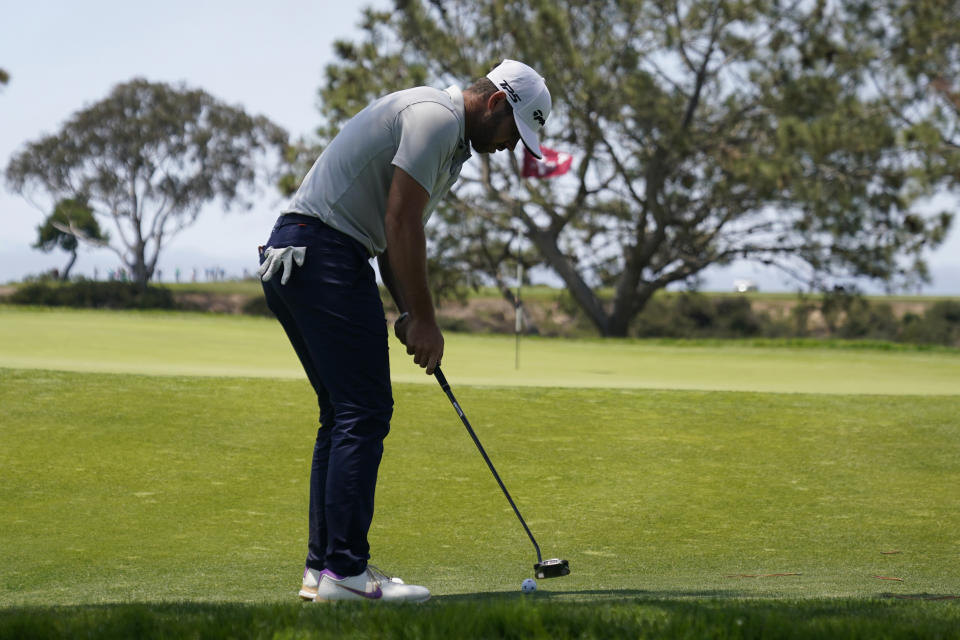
300, 565, 430, 603
299, 567, 322, 601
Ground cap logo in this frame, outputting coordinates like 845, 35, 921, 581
498, 80, 521, 103
533, 110, 545, 126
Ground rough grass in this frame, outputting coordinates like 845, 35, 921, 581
3, 598, 959, 639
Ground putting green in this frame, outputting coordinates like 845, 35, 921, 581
0, 305, 957, 395
2, 369, 959, 604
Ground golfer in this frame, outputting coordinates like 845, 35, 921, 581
257, 60, 551, 602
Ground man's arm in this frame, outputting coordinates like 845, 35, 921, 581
377, 251, 413, 346
377, 251, 407, 315
384, 166, 444, 374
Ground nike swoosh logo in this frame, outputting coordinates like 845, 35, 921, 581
336, 583, 383, 600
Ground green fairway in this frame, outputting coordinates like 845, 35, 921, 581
2, 307, 958, 637
1, 305, 958, 394
2, 368, 958, 605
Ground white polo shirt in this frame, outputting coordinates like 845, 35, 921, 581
283, 85, 472, 256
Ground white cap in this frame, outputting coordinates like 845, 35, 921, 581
486, 59, 551, 159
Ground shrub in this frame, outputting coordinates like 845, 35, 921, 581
631, 295, 686, 337
8, 281, 175, 310
714, 297, 762, 337
438, 316, 471, 332
839, 298, 899, 341
241, 294, 274, 317
900, 301, 960, 346
633, 293, 767, 338
676, 292, 716, 331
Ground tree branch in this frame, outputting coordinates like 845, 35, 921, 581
680, 1, 722, 132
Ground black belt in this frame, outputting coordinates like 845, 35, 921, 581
279, 213, 326, 226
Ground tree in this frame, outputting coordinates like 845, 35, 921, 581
309, 0, 954, 336
6, 79, 289, 287
851, 0, 960, 184
33, 197, 108, 280
0, 68, 9, 89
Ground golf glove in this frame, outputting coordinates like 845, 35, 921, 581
258, 246, 306, 285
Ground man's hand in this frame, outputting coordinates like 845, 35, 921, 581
395, 312, 444, 374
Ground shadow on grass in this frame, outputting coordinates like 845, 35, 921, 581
2, 596, 959, 640
878, 592, 960, 601
434, 588, 749, 602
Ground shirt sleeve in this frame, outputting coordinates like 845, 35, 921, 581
391, 101, 459, 196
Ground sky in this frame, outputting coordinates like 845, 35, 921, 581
1, 1, 959, 294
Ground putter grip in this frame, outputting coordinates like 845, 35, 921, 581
434, 366, 450, 391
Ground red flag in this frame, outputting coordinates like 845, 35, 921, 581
522, 146, 573, 179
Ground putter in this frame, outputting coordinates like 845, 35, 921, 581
434, 365, 570, 580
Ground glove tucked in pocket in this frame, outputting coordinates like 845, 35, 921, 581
258, 246, 306, 285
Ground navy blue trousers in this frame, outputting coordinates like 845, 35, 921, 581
260, 214, 392, 577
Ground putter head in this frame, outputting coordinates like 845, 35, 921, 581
534, 558, 570, 579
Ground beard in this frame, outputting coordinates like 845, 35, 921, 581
469, 108, 511, 154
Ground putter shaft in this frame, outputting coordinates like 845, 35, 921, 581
433, 366, 543, 564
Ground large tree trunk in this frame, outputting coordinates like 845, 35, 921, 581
525, 225, 612, 336
61, 251, 77, 281
607, 250, 646, 337
131, 238, 150, 289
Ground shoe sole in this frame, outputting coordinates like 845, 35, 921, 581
308, 588, 431, 604
311, 595, 431, 603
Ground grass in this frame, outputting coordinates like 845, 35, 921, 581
2, 598, 959, 639
1, 305, 958, 394
162, 279, 266, 297
1, 307, 959, 637
3, 369, 959, 604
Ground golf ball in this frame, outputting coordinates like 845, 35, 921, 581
521, 578, 537, 593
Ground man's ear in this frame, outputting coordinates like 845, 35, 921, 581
487, 90, 508, 112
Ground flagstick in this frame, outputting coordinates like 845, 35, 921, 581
515, 262, 523, 370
